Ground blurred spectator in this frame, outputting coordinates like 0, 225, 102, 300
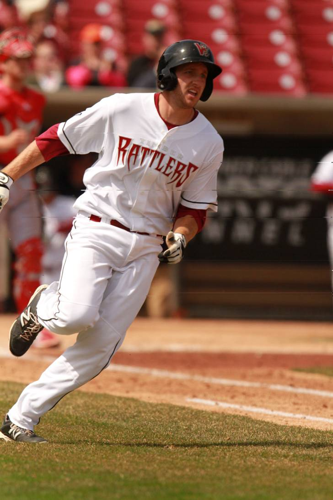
0, 27, 45, 313
30, 38, 64, 92
15, 0, 69, 65
0, 1, 19, 31
65, 23, 126, 89
127, 19, 166, 88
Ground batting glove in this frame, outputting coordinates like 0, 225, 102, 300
0, 172, 13, 213
158, 231, 187, 265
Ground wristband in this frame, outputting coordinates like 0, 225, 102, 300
0, 172, 14, 188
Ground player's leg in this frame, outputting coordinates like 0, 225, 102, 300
7, 244, 160, 431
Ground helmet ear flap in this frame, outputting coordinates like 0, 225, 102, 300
157, 67, 178, 91
200, 78, 213, 101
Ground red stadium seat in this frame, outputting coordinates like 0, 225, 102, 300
248, 68, 307, 95
122, 0, 177, 20
69, 0, 123, 27
297, 24, 333, 46
214, 50, 246, 77
236, 1, 290, 21
183, 16, 238, 36
244, 47, 302, 74
214, 72, 249, 94
239, 17, 294, 36
236, 0, 289, 8
306, 69, 333, 94
301, 47, 333, 70
180, 1, 235, 23
242, 29, 298, 51
292, 0, 333, 13
207, 36, 242, 56
293, 5, 333, 26
67, 0, 126, 59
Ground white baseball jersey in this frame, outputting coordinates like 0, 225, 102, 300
57, 93, 224, 235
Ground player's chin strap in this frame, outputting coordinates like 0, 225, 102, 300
0, 171, 14, 212
158, 231, 187, 265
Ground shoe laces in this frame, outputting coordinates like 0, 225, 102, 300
20, 313, 42, 342
10, 423, 34, 437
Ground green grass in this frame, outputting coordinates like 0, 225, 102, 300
294, 367, 333, 378
1, 382, 333, 500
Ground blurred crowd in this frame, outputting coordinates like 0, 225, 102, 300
0, 0, 168, 92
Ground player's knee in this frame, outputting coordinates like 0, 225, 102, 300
52, 306, 99, 335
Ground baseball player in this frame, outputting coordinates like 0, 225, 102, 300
0, 28, 60, 349
311, 151, 333, 287
0, 28, 45, 313
0, 39, 224, 443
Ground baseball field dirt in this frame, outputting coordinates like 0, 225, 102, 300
1, 315, 333, 431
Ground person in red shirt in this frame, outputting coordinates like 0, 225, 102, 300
0, 27, 59, 348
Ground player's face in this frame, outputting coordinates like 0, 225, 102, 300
174, 62, 208, 108
3, 57, 32, 82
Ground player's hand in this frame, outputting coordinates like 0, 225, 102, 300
0, 172, 13, 212
158, 231, 187, 265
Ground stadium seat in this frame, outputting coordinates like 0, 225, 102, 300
179, 1, 235, 23
214, 50, 246, 77
301, 47, 333, 70
306, 68, 333, 94
236, 0, 289, 8
244, 46, 301, 73
123, 0, 181, 55
208, 31, 242, 54
69, 0, 124, 27
67, 0, 125, 60
241, 29, 298, 51
248, 68, 307, 95
297, 23, 333, 40
292, 3, 333, 25
236, 1, 290, 22
214, 71, 249, 94
122, 0, 177, 20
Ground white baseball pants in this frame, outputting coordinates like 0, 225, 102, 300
8, 213, 162, 430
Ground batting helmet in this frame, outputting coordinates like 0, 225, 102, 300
157, 39, 222, 102
0, 28, 35, 62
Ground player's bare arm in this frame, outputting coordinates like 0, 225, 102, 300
2, 140, 44, 181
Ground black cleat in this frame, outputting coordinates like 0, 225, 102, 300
9, 285, 48, 357
0, 416, 47, 443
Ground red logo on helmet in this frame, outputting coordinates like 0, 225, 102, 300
194, 42, 210, 57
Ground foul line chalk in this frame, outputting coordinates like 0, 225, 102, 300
187, 398, 333, 424
1, 348, 333, 401
107, 364, 333, 399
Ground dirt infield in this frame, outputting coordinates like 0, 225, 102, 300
1, 315, 333, 431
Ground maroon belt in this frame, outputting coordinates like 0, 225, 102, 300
89, 214, 162, 237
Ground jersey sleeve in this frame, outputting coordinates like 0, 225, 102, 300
57, 96, 112, 155
180, 150, 223, 212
